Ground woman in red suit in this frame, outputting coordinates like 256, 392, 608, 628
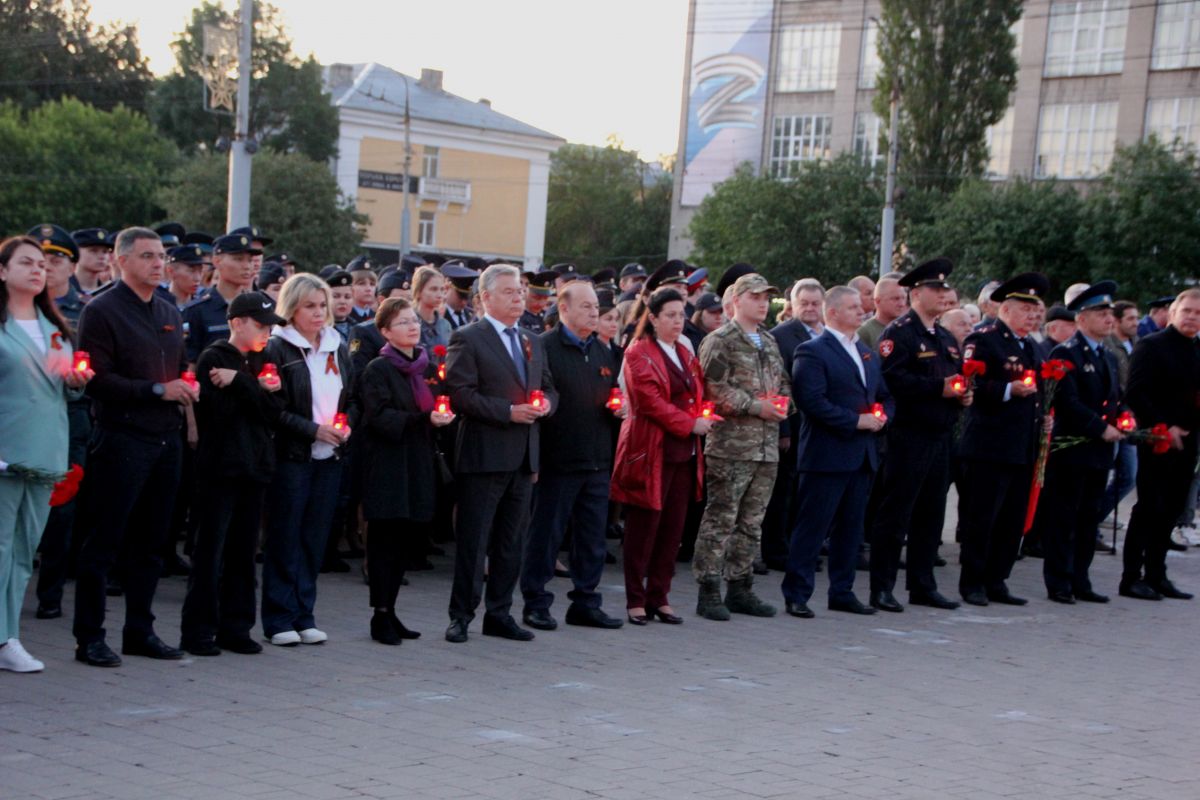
611, 288, 714, 625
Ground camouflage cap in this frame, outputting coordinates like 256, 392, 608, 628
732, 273, 779, 297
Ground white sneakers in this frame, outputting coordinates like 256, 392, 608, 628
266, 628, 327, 646
0, 639, 45, 673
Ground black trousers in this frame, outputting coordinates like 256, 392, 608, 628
1124, 445, 1196, 585
73, 427, 182, 645
521, 469, 610, 613
36, 401, 90, 609
760, 445, 796, 566
179, 477, 264, 644
449, 470, 532, 622
367, 518, 411, 609
957, 458, 1032, 597
869, 429, 952, 596
1040, 458, 1107, 595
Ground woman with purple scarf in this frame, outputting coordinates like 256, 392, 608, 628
359, 297, 456, 644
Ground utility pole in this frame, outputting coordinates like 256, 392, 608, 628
399, 74, 413, 260
878, 80, 900, 277
225, 0, 254, 231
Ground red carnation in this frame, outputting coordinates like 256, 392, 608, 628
433, 344, 447, 358
1041, 359, 1073, 382
963, 359, 987, 378
49, 464, 84, 507
1151, 423, 1172, 455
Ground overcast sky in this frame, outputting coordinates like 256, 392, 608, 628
87, 0, 690, 161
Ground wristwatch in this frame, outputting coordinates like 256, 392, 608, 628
151, 382, 166, 398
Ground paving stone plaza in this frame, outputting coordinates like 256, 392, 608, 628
5, 500, 1200, 799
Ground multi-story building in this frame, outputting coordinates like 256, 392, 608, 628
324, 63, 563, 268
669, 0, 1200, 259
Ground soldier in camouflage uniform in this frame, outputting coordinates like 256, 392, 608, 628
693, 273, 791, 620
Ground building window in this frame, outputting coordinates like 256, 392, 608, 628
986, 107, 1016, 178
1152, 0, 1200, 70
859, 21, 881, 89
417, 211, 435, 246
1146, 97, 1200, 150
770, 115, 833, 177
422, 146, 439, 178
1035, 102, 1119, 178
853, 112, 884, 166
1044, 0, 1128, 77
777, 24, 840, 92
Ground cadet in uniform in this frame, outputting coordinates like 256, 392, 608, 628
443, 262, 477, 328
161, 245, 206, 310
345, 255, 378, 324
69, 227, 112, 300
956, 272, 1049, 606
327, 269, 356, 343
520, 271, 556, 335
226, 225, 271, 274
348, 269, 413, 377
182, 234, 261, 365
869, 258, 969, 612
692, 273, 789, 620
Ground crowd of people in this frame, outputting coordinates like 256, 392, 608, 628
1, 219, 1197, 675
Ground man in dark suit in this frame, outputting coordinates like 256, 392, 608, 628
1040, 282, 1124, 604
444, 264, 557, 643
760, 281, 823, 570
956, 273, 1049, 606
1120, 289, 1200, 600
782, 285, 893, 618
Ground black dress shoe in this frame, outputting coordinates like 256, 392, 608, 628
553, 565, 571, 578
785, 600, 814, 618
752, 559, 769, 575
566, 606, 624, 628
626, 611, 649, 626
122, 633, 184, 660
1153, 579, 1194, 600
1074, 589, 1110, 604
646, 607, 683, 625
105, 578, 124, 597
909, 590, 960, 610
829, 595, 877, 615
76, 640, 121, 668
1119, 580, 1162, 601
481, 615, 534, 641
35, 605, 62, 620
215, 634, 263, 654
387, 611, 421, 639
870, 591, 904, 612
445, 619, 469, 643
961, 590, 989, 607
371, 611, 402, 645
933, 555, 948, 567
181, 639, 222, 656
522, 609, 558, 631
321, 558, 351, 573
1047, 590, 1075, 604
986, 588, 1028, 606
1167, 538, 1188, 552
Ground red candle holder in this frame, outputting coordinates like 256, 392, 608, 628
529, 389, 546, 410
435, 395, 451, 415
258, 362, 278, 381
871, 402, 886, 421
332, 412, 348, 431
72, 350, 90, 373
1117, 410, 1136, 432
770, 394, 788, 414
605, 388, 624, 411
1021, 369, 1036, 387
181, 370, 198, 390
700, 400, 716, 419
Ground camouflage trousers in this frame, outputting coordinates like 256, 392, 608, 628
693, 457, 778, 582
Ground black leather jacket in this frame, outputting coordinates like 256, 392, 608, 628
265, 332, 355, 463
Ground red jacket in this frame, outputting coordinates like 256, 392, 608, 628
610, 337, 706, 510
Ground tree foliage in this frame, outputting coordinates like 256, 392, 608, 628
0, 99, 178, 234
688, 156, 883, 289
157, 152, 367, 268
147, 1, 339, 162
544, 142, 672, 271
875, 0, 1021, 193
0, 0, 154, 112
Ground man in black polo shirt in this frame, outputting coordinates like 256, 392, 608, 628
73, 227, 199, 667
520, 281, 625, 631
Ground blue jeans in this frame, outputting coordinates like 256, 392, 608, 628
1098, 441, 1137, 522
261, 458, 342, 637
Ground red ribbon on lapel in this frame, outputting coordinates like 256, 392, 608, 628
326, 352, 339, 375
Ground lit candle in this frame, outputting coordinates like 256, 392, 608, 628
1117, 410, 1136, 432
701, 400, 716, 419
951, 376, 965, 394
606, 388, 624, 411
871, 402, 886, 420
181, 370, 198, 390
73, 350, 90, 373
258, 362, 278, 381
771, 394, 788, 414
1021, 369, 1036, 387
437, 363, 446, 380
333, 412, 348, 431
529, 389, 546, 409
435, 395, 451, 415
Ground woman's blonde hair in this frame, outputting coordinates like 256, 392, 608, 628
412, 265, 444, 305
276, 272, 333, 327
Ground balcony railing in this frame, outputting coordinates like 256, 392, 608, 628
419, 177, 471, 204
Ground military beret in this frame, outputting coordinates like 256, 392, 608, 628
27, 223, 78, 261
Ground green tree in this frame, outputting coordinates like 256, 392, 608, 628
875, 0, 1021, 194
0, 0, 154, 112
544, 142, 672, 270
1079, 138, 1200, 301
156, 151, 367, 268
688, 155, 883, 289
907, 178, 1089, 295
0, 99, 178, 234
147, 1, 339, 162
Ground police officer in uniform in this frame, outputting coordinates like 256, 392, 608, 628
442, 262, 478, 329
161, 245, 206, 310
520, 271, 556, 334
182, 233, 261, 365
957, 272, 1050, 606
69, 227, 112, 300
868, 258, 969, 612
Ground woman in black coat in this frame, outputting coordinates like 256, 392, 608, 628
359, 297, 455, 644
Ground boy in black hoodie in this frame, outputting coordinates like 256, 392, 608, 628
179, 291, 285, 655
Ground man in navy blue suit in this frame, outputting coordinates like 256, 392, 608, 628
782, 286, 894, 618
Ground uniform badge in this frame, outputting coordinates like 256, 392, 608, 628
349, 339, 360, 354
879, 340, 894, 357
918, 342, 927, 352
1083, 363, 1095, 373
963, 344, 974, 360
41, 225, 53, 237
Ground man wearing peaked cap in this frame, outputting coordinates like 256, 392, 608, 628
956, 271, 1050, 607
28, 224, 80, 323
264, 252, 299, 278
1138, 295, 1174, 338
591, 267, 617, 294
442, 262, 478, 329
325, 270, 356, 343
549, 262, 581, 290
643, 260, 690, 295
618, 262, 648, 301
520, 271, 556, 335
69, 227, 113, 300
685, 267, 709, 315
256, 262, 286, 301
868, 256, 968, 613
183, 231, 214, 247
227, 225, 273, 247
163, 245, 206, 310
345, 256, 378, 324
182, 234, 260, 365
155, 222, 187, 248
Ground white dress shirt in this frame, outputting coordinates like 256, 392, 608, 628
830, 327, 866, 385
